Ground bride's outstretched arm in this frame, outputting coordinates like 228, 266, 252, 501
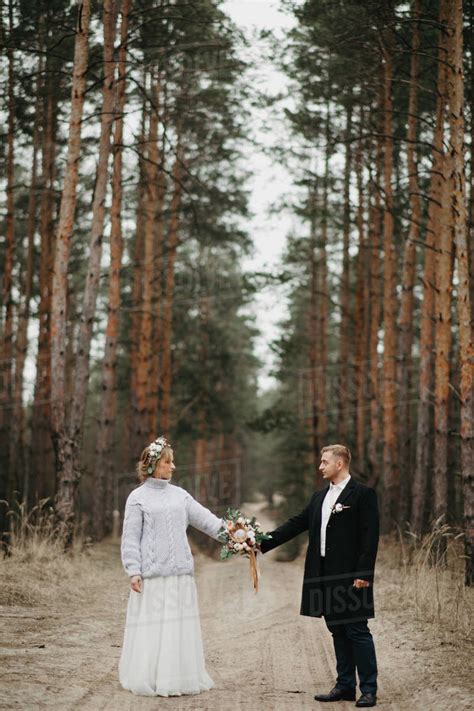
185, 493, 225, 540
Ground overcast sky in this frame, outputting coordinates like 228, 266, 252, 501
222, 0, 296, 391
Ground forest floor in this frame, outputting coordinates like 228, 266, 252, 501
0, 500, 473, 711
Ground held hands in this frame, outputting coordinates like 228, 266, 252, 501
353, 578, 370, 588
130, 575, 143, 593
242, 543, 261, 558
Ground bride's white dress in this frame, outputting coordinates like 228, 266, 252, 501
118, 573, 214, 696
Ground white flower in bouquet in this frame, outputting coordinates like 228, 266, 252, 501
234, 528, 247, 541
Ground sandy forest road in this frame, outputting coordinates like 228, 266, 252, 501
1, 501, 473, 711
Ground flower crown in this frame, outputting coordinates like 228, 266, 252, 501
146, 436, 170, 474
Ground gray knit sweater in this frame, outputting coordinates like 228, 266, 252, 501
120, 476, 225, 578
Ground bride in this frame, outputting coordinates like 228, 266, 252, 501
118, 435, 226, 697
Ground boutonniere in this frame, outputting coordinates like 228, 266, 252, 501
331, 503, 351, 515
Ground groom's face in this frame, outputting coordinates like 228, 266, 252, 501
319, 452, 342, 481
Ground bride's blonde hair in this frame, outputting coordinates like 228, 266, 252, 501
136, 444, 173, 483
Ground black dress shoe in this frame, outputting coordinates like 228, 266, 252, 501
355, 692, 377, 707
314, 686, 356, 702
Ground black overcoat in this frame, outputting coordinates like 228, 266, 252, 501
261, 478, 379, 624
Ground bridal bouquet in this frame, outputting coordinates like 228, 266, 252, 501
217, 508, 272, 592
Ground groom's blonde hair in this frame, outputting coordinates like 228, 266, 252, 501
321, 444, 351, 466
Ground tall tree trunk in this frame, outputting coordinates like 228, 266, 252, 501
432, 175, 453, 533
446, 0, 474, 584
194, 431, 208, 499
0, 0, 16, 547
432, 1, 456, 540
149, 78, 167, 436
338, 103, 353, 443
160, 141, 184, 436
31, 74, 58, 502
354, 120, 368, 473
127, 99, 147, 466
69, 0, 117, 448
308, 188, 320, 481
316, 110, 330, 452
50, 0, 91, 542
194, 289, 210, 498
94, 0, 131, 541
135, 74, 160, 443
11, 68, 42, 506
397, 0, 421, 527
411, 0, 449, 534
380, 42, 399, 531
470, 0, 474, 340
367, 131, 383, 485
433, 142, 453, 527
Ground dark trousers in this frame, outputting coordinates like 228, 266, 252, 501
321, 557, 378, 695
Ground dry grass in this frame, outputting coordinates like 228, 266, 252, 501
0, 498, 93, 608
381, 518, 473, 639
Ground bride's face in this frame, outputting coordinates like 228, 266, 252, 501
155, 452, 175, 479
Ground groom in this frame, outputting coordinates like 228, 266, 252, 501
260, 444, 379, 708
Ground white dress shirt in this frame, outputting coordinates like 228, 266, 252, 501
320, 475, 351, 556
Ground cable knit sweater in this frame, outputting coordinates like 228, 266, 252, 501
120, 476, 226, 578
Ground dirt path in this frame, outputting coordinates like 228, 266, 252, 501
1, 501, 473, 710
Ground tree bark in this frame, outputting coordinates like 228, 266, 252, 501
367, 130, 383, 486
338, 103, 353, 443
432, 171, 453, 532
316, 109, 330, 452
135, 73, 160, 443
0, 0, 16, 546
50, 0, 91, 542
31, 70, 58, 502
397, 0, 422, 527
69, 0, 118, 447
127, 97, 147, 466
411, 0, 449, 535
354, 118, 368, 474
446, 0, 474, 584
433, 140, 453, 527
470, 0, 474, 341
194, 289, 210, 498
308, 186, 320, 477
160, 140, 184, 435
149, 78, 167, 436
11, 67, 42, 507
94, 0, 131, 541
380, 42, 399, 531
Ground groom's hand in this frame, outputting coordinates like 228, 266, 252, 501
353, 579, 370, 588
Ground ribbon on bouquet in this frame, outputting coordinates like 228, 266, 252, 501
248, 548, 261, 593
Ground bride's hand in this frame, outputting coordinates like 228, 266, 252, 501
130, 575, 143, 593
